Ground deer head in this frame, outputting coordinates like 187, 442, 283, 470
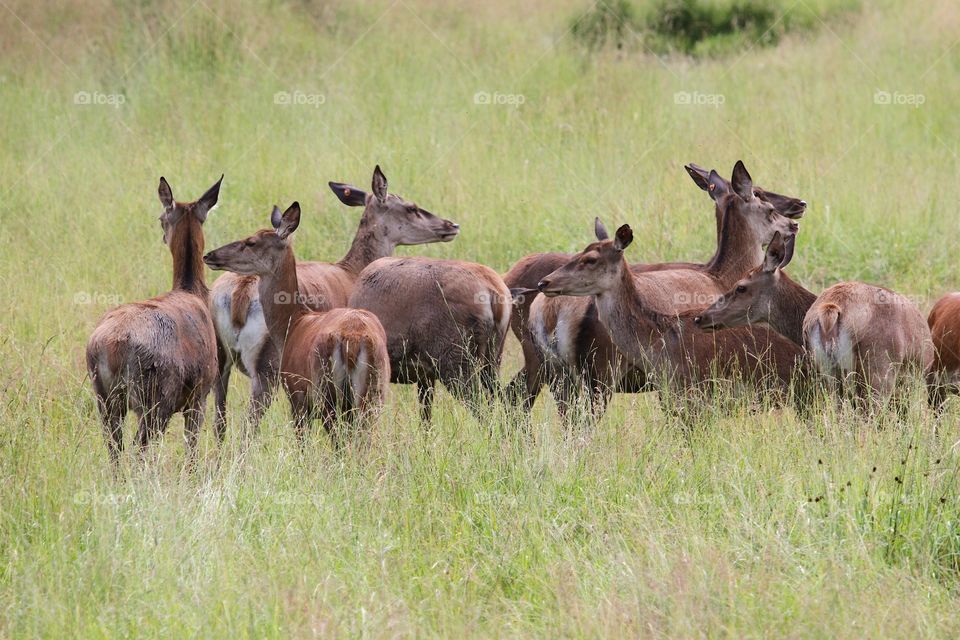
694, 231, 795, 330
328, 165, 460, 246
203, 202, 302, 276
537, 220, 633, 297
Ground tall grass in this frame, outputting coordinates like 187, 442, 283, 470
2, 0, 960, 636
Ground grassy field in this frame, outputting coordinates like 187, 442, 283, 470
3, 0, 960, 636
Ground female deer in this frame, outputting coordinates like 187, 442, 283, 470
204, 203, 389, 447
86, 175, 222, 465
537, 225, 805, 411
523, 162, 802, 422
694, 233, 933, 407
210, 166, 458, 437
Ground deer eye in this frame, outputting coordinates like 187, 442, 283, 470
245, 239, 257, 247
736, 285, 747, 293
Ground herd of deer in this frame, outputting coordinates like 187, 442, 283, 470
85, 161, 960, 464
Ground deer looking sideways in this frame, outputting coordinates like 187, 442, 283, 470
536, 224, 806, 411
204, 203, 390, 447
86, 175, 222, 465
210, 166, 459, 438
514, 161, 804, 423
694, 232, 934, 408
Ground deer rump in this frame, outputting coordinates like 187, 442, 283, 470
348, 257, 511, 389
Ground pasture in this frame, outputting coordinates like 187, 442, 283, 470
3, 0, 960, 636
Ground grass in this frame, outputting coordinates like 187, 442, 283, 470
2, 0, 960, 636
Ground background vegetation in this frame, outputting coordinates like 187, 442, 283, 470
2, 0, 960, 636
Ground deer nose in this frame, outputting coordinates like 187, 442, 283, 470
537, 279, 550, 291
799, 200, 807, 208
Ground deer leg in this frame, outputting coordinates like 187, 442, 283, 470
182, 396, 207, 466
289, 394, 311, 449
94, 380, 127, 467
417, 379, 436, 425
213, 344, 232, 444
248, 351, 279, 435
507, 335, 546, 412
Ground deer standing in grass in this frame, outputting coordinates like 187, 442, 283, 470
504, 163, 807, 417
209, 166, 458, 437
86, 175, 222, 465
694, 233, 934, 408
204, 203, 389, 447
536, 224, 805, 412
516, 162, 803, 423
349, 257, 512, 424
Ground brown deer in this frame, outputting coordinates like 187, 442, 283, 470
348, 257, 511, 423
519, 162, 803, 422
210, 166, 458, 438
536, 224, 805, 411
927, 293, 960, 409
86, 175, 222, 465
204, 203, 390, 447
504, 162, 807, 415
695, 233, 933, 407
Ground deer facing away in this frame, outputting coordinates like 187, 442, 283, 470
86, 175, 222, 465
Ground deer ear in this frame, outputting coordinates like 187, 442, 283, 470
613, 224, 633, 251
594, 217, 610, 241
371, 165, 388, 203
195, 174, 223, 222
270, 205, 283, 229
707, 170, 729, 199
731, 160, 753, 200
158, 177, 174, 211
328, 182, 367, 207
276, 202, 301, 239
762, 232, 787, 272
780, 233, 796, 269
684, 163, 711, 191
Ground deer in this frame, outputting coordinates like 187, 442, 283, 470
694, 233, 934, 409
86, 175, 222, 465
536, 224, 805, 415
927, 293, 960, 410
503, 162, 807, 415
517, 161, 804, 423
204, 202, 390, 447
348, 257, 512, 424
209, 165, 459, 439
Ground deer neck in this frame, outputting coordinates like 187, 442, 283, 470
768, 274, 818, 345
170, 216, 208, 297
705, 208, 764, 288
593, 263, 673, 372
258, 248, 305, 350
338, 218, 396, 274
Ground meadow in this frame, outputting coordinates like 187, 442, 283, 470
2, 0, 960, 636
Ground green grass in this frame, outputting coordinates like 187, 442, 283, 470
3, 0, 960, 636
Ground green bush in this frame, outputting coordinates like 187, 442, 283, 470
571, 0, 859, 57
